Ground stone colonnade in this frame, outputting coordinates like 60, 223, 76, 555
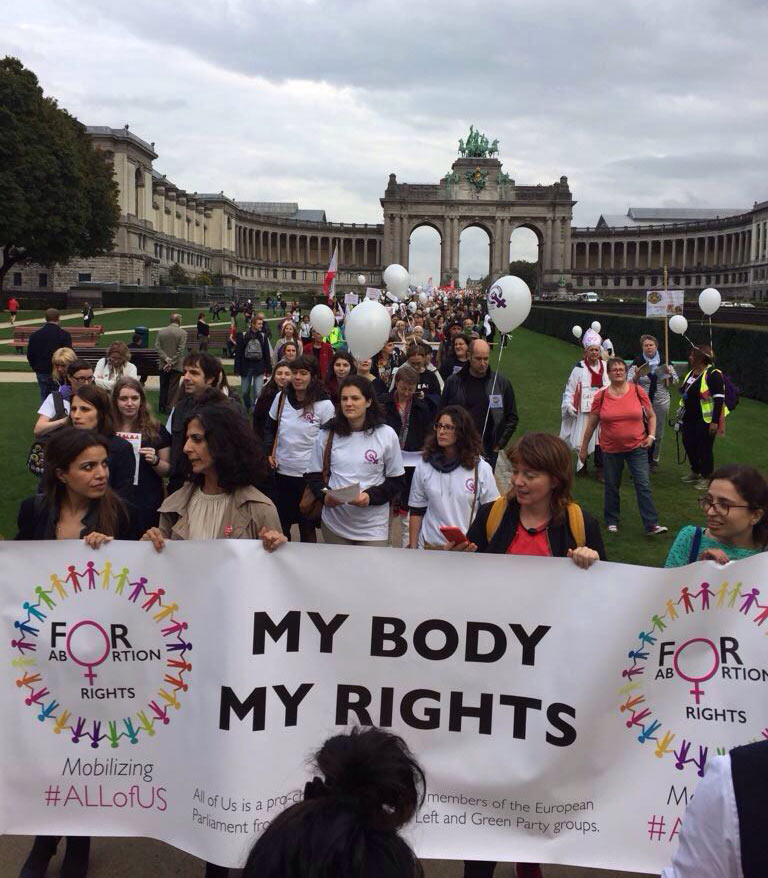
233, 225, 382, 269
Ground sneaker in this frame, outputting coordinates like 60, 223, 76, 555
681, 472, 700, 483
646, 525, 669, 536
694, 478, 709, 491
607, 524, 619, 533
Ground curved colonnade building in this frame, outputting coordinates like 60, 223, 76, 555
8, 126, 768, 302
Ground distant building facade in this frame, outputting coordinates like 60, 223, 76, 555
5, 127, 768, 301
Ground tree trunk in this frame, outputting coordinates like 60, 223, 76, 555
0, 244, 22, 293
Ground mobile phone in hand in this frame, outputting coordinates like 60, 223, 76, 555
439, 525, 468, 544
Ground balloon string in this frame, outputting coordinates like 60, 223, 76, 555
480, 332, 507, 446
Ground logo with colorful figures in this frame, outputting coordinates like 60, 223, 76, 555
10, 560, 191, 748
619, 576, 768, 779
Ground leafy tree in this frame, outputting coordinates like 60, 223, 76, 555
0, 57, 120, 291
194, 270, 214, 286
165, 263, 189, 285
478, 259, 539, 293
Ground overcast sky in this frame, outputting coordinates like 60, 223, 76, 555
3, 0, 765, 284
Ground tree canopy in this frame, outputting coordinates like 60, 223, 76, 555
0, 57, 120, 290
479, 259, 539, 294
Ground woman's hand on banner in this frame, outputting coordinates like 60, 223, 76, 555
445, 540, 478, 552
700, 547, 730, 565
259, 527, 287, 552
141, 527, 166, 552
83, 532, 113, 550
567, 547, 600, 569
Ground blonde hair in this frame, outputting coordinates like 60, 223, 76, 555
51, 347, 77, 377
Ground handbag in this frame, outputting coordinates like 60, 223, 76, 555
269, 392, 287, 467
299, 431, 334, 524
26, 390, 67, 477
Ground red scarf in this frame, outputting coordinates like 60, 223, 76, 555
584, 358, 605, 387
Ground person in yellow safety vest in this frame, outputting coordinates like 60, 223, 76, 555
677, 344, 727, 491
327, 324, 345, 351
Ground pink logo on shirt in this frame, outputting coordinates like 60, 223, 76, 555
301, 411, 316, 423
465, 478, 475, 493
364, 449, 379, 464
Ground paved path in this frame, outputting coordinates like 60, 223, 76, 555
0, 308, 131, 331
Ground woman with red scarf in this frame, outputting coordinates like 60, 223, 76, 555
559, 328, 609, 478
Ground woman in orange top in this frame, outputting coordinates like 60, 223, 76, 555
579, 357, 667, 536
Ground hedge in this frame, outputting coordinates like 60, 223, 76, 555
524, 306, 768, 403
101, 290, 198, 309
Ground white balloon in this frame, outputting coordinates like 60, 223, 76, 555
486, 275, 532, 333
418, 292, 428, 305
357, 274, 366, 285
699, 287, 721, 316
669, 314, 688, 335
383, 263, 410, 299
572, 325, 583, 339
408, 301, 417, 313
591, 321, 601, 333
344, 299, 391, 359
417, 285, 423, 293
309, 304, 335, 337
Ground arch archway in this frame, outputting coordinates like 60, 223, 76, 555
408, 223, 442, 287
509, 224, 543, 292
459, 223, 493, 287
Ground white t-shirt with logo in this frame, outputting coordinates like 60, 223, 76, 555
269, 393, 335, 477
408, 457, 499, 548
311, 424, 405, 541
38, 393, 71, 419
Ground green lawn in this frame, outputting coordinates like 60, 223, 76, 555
2, 322, 766, 567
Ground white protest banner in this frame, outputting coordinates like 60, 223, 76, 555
365, 287, 382, 300
344, 292, 359, 307
646, 290, 684, 317
2, 541, 767, 872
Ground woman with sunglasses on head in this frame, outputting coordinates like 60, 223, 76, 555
665, 464, 768, 567
16, 427, 133, 878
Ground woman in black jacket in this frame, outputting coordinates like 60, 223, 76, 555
16, 427, 134, 878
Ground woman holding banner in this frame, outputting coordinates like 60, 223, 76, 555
16, 426, 134, 878
559, 328, 609, 478
447, 432, 603, 878
627, 334, 678, 467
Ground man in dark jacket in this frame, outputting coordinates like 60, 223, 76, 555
440, 339, 518, 468
234, 316, 271, 410
26, 309, 73, 401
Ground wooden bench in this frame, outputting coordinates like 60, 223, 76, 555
185, 327, 233, 357
72, 347, 161, 382
14, 325, 103, 353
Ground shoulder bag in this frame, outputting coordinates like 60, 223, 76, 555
299, 431, 334, 524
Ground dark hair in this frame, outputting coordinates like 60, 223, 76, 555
405, 343, 422, 360
329, 375, 385, 436
41, 427, 125, 536
606, 356, 626, 374
45, 308, 60, 322
325, 351, 357, 402
242, 727, 424, 878
182, 351, 226, 388
67, 358, 93, 377
690, 343, 714, 367
709, 464, 768, 547
506, 432, 574, 520
290, 354, 320, 379
182, 404, 269, 491
197, 311, 205, 320
422, 405, 483, 468
452, 333, 471, 354
71, 384, 114, 434
289, 354, 327, 411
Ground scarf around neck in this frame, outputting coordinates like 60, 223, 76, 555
428, 449, 463, 474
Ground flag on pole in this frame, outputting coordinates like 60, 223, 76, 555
323, 246, 338, 307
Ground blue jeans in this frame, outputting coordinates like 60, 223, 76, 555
36, 373, 53, 402
240, 372, 264, 410
602, 446, 659, 530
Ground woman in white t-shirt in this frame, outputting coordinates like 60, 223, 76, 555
307, 376, 406, 547
265, 355, 335, 543
408, 405, 499, 549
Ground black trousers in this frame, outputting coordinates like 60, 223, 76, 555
463, 862, 496, 878
159, 369, 181, 413
682, 418, 716, 477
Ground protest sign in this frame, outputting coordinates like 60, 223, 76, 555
2, 541, 766, 872
116, 431, 142, 485
646, 290, 684, 317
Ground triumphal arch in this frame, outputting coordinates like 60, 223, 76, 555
381, 127, 575, 290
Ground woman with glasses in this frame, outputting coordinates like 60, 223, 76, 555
408, 406, 498, 549
93, 341, 138, 392
33, 347, 77, 438
579, 356, 667, 536
665, 464, 768, 567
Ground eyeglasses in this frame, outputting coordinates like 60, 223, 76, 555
72, 374, 94, 383
434, 423, 456, 433
697, 496, 751, 516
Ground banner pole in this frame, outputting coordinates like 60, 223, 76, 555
663, 265, 670, 365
